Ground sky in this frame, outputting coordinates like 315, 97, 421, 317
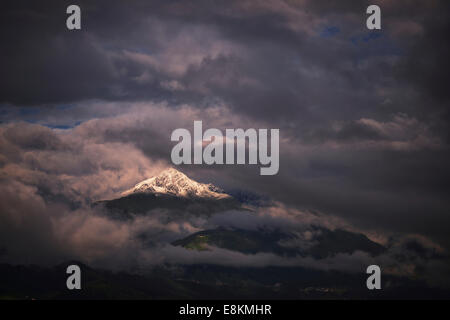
1, 0, 450, 283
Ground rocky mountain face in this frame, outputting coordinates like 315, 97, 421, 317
96, 168, 241, 219
121, 168, 230, 199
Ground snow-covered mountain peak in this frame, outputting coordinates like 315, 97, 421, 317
121, 168, 231, 199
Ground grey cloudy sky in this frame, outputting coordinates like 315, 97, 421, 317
0, 0, 450, 274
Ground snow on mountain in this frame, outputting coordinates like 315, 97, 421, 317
121, 167, 231, 199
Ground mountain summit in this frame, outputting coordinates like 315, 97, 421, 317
122, 167, 230, 199
99, 168, 239, 219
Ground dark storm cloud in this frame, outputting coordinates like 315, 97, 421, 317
1, 0, 445, 148
0, 1, 422, 113
400, 11, 450, 102
0, 0, 179, 105
1, 0, 446, 127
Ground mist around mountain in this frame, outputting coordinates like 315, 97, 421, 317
172, 227, 386, 258
2, 168, 450, 299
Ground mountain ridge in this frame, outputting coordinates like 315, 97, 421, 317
121, 167, 231, 200
172, 227, 386, 258
97, 168, 241, 219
